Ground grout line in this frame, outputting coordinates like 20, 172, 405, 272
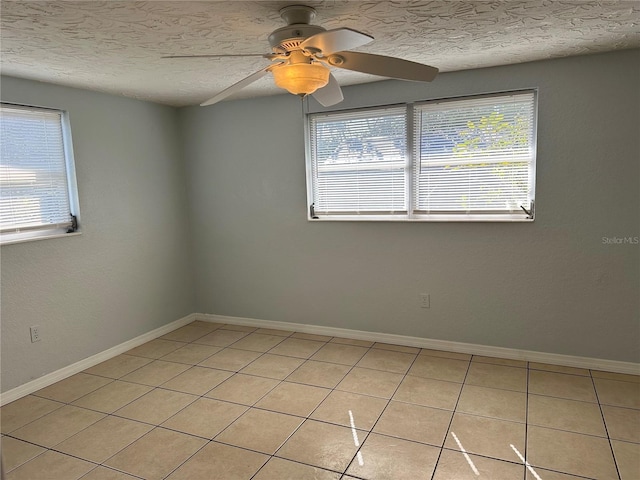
524, 361, 530, 480
590, 370, 623, 480
430, 353, 473, 479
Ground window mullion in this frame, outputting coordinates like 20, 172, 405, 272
406, 103, 415, 219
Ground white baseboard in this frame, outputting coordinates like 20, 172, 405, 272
198, 313, 640, 375
0, 313, 196, 406
3, 311, 637, 407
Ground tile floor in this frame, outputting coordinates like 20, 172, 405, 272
2, 320, 639, 480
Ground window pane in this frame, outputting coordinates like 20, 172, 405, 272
310, 107, 407, 215
0, 104, 74, 235
414, 92, 535, 214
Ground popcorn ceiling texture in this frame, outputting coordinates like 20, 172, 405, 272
1, 1, 639, 106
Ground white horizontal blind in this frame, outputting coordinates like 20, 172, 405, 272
0, 104, 73, 234
413, 92, 536, 216
309, 106, 407, 215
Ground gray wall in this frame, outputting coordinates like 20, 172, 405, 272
1, 50, 637, 396
181, 49, 640, 363
1, 77, 196, 392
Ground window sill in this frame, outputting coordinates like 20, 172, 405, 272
308, 215, 534, 222
1, 230, 82, 246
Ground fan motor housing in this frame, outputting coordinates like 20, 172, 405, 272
268, 24, 326, 53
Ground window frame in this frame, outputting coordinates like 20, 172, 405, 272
0, 102, 81, 245
305, 89, 537, 222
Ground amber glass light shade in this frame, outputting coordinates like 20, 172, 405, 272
273, 63, 330, 96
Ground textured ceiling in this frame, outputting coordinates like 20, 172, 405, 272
1, 1, 639, 106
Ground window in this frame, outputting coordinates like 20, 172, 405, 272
0, 103, 80, 244
306, 90, 537, 221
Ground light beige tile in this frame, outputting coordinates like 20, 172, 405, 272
465, 362, 527, 392
393, 375, 462, 410
433, 448, 524, 480
193, 329, 249, 347
72, 380, 152, 413
311, 343, 369, 365
528, 394, 606, 436
592, 370, 640, 383
529, 362, 590, 376
11, 405, 105, 448
310, 390, 387, 431
56, 416, 152, 462
356, 348, 416, 374
114, 388, 197, 425
231, 333, 286, 352
83, 354, 152, 379
268, 338, 325, 358
529, 370, 598, 402
253, 457, 340, 480
198, 348, 262, 371
336, 367, 404, 399
240, 354, 305, 380
527, 425, 618, 480
373, 401, 452, 446
525, 469, 592, 480
277, 419, 365, 472
472, 355, 527, 368
104, 427, 206, 480
119, 360, 190, 386
79, 467, 140, 480
255, 381, 330, 417
33, 373, 112, 403
188, 320, 224, 331
215, 409, 303, 454
6, 450, 93, 480
291, 332, 332, 342
330, 337, 374, 347
165, 441, 268, 480
162, 397, 247, 438
457, 385, 526, 422
254, 327, 293, 337
161, 366, 232, 395
160, 343, 222, 364
407, 355, 469, 383
160, 325, 212, 342
602, 405, 640, 442
419, 348, 471, 360
372, 342, 420, 354
220, 324, 258, 332
125, 339, 186, 359
594, 377, 640, 409
346, 433, 440, 480
0, 395, 63, 434
205, 374, 280, 405
1, 437, 45, 472
445, 413, 525, 462
611, 440, 640, 480
286, 360, 350, 388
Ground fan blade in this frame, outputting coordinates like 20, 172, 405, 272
300, 28, 373, 56
328, 51, 438, 82
163, 54, 274, 59
312, 73, 343, 107
200, 65, 276, 106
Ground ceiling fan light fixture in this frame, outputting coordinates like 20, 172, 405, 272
273, 62, 330, 96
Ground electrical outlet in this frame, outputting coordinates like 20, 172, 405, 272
30, 326, 41, 343
420, 293, 430, 308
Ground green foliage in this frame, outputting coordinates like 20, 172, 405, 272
444, 109, 531, 208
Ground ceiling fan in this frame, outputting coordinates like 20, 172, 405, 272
164, 5, 439, 107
